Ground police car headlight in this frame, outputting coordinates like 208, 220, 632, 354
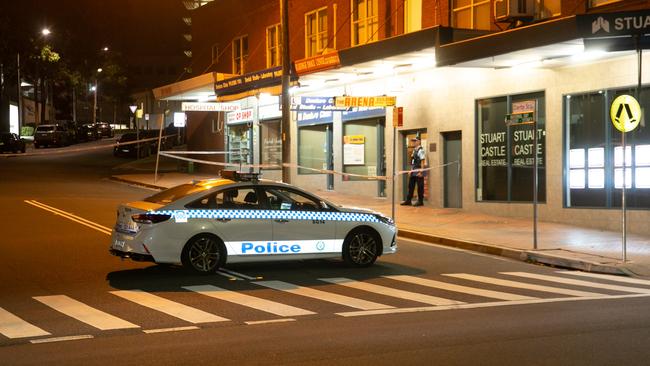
374, 214, 394, 226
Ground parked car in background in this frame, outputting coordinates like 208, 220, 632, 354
96, 122, 113, 138
33, 124, 71, 148
0, 132, 26, 153
77, 123, 99, 141
113, 130, 176, 158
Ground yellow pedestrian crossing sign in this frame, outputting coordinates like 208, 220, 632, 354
610, 94, 642, 133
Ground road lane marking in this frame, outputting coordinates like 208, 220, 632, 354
245, 319, 296, 325
443, 273, 606, 297
0, 307, 51, 339
219, 268, 260, 281
557, 271, 650, 286
111, 290, 228, 323
255, 280, 393, 310
384, 275, 538, 301
33, 295, 139, 330
24, 200, 112, 235
336, 293, 650, 317
143, 326, 200, 334
502, 272, 650, 294
30, 335, 94, 344
319, 278, 465, 306
184, 285, 315, 317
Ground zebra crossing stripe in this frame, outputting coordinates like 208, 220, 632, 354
111, 290, 228, 324
255, 280, 393, 310
0, 307, 50, 339
183, 285, 315, 317
557, 271, 650, 286
33, 295, 139, 330
384, 275, 538, 301
444, 274, 606, 297
320, 278, 465, 306
502, 272, 650, 294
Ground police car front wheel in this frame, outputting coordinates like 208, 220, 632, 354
181, 234, 226, 274
343, 229, 379, 267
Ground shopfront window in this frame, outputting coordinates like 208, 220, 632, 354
227, 124, 251, 165
261, 120, 281, 168
476, 92, 546, 202
299, 124, 329, 174
352, 0, 379, 45
565, 87, 650, 208
343, 119, 381, 180
452, 0, 491, 30
305, 7, 328, 57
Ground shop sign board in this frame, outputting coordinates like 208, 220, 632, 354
505, 100, 536, 125
294, 51, 340, 75
610, 94, 642, 133
173, 112, 186, 127
226, 108, 254, 124
343, 135, 365, 165
392, 107, 403, 127
215, 67, 282, 96
290, 96, 346, 111
334, 96, 396, 108
579, 10, 650, 37
182, 102, 240, 112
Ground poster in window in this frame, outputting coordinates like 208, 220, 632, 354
343, 135, 365, 165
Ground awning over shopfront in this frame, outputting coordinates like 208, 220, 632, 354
153, 72, 234, 101
436, 9, 650, 69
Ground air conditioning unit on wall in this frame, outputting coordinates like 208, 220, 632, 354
494, 0, 534, 22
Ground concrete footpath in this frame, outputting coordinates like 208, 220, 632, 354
111, 160, 650, 278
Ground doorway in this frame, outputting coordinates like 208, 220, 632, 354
443, 131, 462, 208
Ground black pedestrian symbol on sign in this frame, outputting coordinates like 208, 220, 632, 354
610, 95, 642, 133
614, 103, 637, 125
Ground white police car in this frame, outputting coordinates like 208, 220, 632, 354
110, 172, 397, 273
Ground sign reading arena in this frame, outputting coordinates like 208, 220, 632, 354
334, 96, 396, 108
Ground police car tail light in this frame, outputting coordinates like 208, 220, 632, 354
131, 213, 172, 225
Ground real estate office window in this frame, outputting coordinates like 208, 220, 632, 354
352, 0, 379, 45
305, 7, 328, 57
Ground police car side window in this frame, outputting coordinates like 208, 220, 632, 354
215, 187, 260, 210
264, 188, 320, 211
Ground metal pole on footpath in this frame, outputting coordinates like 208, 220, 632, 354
533, 109, 538, 250
154, 117, 164, 184
392, 125, 397, 221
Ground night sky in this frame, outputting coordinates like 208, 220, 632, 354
2, 0, 187, 57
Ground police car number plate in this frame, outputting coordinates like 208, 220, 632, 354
113, 239, 126, 249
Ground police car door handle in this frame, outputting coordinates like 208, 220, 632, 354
274, 219, 289, 223
216, 218, 231, 222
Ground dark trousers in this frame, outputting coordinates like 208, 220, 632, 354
406, 174, 424, 203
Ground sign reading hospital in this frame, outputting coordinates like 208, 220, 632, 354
181, 102, 240, 112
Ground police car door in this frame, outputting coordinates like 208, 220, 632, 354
188, 186, 272, 256
262, 186, 337, 255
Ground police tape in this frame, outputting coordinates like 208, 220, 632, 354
157, 150, 459, 180
0, 134, 177, 158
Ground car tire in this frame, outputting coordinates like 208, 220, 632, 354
181, 234, 226, 274
342, 228, 380, 267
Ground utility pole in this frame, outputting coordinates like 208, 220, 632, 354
280, 0, 291, 183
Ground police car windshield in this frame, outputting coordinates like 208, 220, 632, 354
144, 184, 208, 205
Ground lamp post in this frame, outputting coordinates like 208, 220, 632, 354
92, 68, 102, 123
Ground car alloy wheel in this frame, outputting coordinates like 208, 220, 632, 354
182, 235, 225, 274
343, 229, 379, 267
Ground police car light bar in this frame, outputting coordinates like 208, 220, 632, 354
221, 170, 262, 182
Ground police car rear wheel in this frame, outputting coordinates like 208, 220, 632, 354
181, 234, 226, 274
343, 229, 379, 267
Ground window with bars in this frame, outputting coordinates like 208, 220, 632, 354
305, 7, 328, 57
232, 35, 248, 75
266, 24, 282, 68
452, 0, 491, 30
352, 0, 379, 45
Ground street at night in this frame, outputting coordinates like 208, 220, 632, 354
0, 145, 649, 365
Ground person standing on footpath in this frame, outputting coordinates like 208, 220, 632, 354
401, 136, 426, 206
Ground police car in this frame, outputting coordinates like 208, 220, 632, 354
110, 172, 397, 273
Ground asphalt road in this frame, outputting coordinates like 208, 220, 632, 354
1, 141, 650, 365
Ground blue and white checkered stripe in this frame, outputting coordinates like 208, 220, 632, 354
155, 209, 379, 223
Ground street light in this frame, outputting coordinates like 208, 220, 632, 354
92, 68, 102, 124
16, 28, 52, 134
41, 28, 51, 36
